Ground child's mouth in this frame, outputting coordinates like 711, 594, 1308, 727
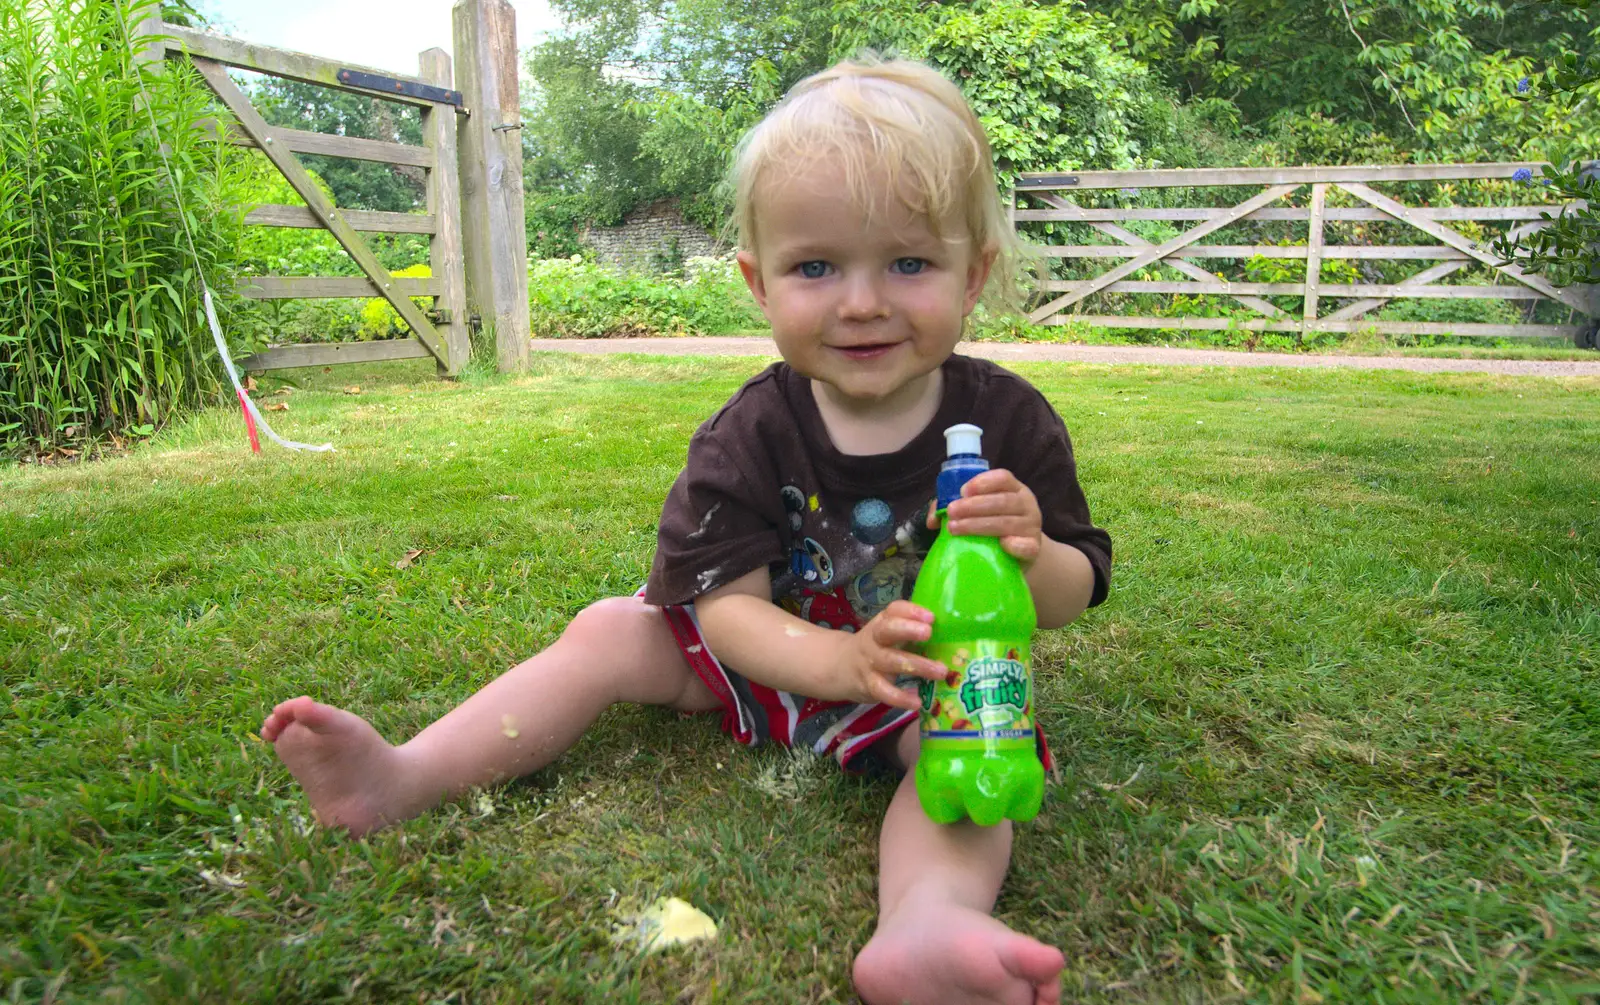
833, 342, 898, 360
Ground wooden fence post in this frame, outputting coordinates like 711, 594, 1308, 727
1302, 183, 1328, 339
420, 47, 472, 377
453, 0, 531, 373
130, 4, 162, 64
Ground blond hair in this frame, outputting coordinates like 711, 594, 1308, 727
729, 55, 1022, 304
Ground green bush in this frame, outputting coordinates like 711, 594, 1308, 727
355, 265, 434, 340
229, 298, 366, 349
234, 157, 429, 279
0, 0, 248, 455
227, 155, 431, 348
528, 255, 765, 338
525, 190, 589, 261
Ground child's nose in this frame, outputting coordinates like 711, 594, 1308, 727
837, 272, 889, 321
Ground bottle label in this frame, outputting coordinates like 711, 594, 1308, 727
917, 641, 1034, 741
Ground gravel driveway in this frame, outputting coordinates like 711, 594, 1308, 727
531, 336, 1600, 378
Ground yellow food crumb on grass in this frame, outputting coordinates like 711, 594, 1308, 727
611, 897, 718, 953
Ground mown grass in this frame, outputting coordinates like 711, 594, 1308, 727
3, 353, 1598, 1003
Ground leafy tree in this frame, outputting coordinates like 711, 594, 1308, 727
1081, 0, 1593, 161
521, 36, 667, 227
522, 0, 833, 240
519, 0, 1600, 310
900, 1, 1184, 179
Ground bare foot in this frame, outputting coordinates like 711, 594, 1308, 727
853, 896, 1064, 1005
261, 696, 428, 836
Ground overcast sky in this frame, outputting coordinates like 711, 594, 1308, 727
195, 1, 563, 77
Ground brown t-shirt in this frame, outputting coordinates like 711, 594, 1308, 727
644, 354, 1111, 626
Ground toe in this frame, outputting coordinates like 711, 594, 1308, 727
998, 938, 1064, 987
262, 696, 330, 742
288, 697, 342, 733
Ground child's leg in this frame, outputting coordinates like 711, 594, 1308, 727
259, 596, 718, 836
852, 727, 1064, 1005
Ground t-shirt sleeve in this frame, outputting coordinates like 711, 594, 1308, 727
994, 383, 1113, 609
643, 433, 787, 607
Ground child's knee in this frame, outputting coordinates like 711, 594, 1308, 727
561, 597, 710, 709
562, 596, 649, 646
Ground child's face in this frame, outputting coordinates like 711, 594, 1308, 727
737, 158, 995, 408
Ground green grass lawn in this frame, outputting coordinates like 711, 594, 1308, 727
3, 353, 1598, 1003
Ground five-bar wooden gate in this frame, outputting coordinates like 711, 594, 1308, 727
1015, 164, 1598, 347
134, 2, 532, 374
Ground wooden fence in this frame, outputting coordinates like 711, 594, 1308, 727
1014, 164, 1598, 347
133, 0, 532, 375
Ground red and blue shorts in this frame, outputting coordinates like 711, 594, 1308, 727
657, 600, 918, 771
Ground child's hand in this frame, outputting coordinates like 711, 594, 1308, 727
926, 469, 1044, 568
836, 601, 948, 711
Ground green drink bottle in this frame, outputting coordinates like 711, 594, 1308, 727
910, 423, 1044, 826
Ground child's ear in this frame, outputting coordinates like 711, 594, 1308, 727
962, 244, 998, 315
736, 250, 769, 310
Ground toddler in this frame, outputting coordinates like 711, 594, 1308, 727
262, 56, 1111, 1005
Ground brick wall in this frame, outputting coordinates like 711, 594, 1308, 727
581, 199, 725, 273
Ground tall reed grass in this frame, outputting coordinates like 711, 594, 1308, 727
0, 0, 247, 455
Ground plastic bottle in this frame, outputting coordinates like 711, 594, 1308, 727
910, 423, 1044, 826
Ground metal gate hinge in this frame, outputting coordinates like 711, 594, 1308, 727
337, 69, 464, 107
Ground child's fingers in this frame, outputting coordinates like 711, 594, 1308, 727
869, 675, 922, 711
1000, 535, 1041, 564
926, 498, 939, 530
871, 616, 932, 647
947, 492, 1033, 520
960, 469, 1025, 496
880, 600, 933, 623
884, 650, 950, 683
946, 515, 1039, 539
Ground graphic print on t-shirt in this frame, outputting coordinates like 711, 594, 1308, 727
777, 484, 938, 631
791, 536, 835, 586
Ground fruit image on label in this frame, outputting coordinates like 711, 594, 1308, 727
918, 640, 1034, 742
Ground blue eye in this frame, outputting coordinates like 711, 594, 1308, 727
799, 261, 829, 279
892, 258, 926, 275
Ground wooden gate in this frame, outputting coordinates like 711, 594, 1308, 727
1014, 164, 1598, 347
134, 2, 533, 374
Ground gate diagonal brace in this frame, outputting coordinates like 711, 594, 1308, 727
1028, 184, 1301, 323
190, 57, 448, 367
1337, 182, 1587, 314
1032, 192, 1287, 319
